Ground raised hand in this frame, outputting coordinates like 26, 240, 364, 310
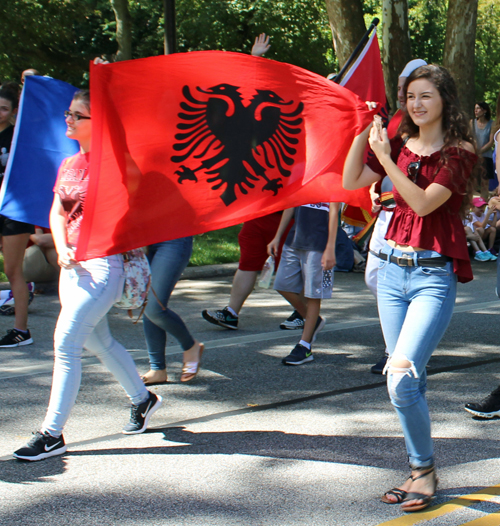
251, 33, 271, 57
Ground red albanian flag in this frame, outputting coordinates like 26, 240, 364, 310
76, 51, 377, 260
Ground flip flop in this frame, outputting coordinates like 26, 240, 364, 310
181, 343, 205, 382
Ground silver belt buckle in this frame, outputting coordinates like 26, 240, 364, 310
398, 254, 413, 266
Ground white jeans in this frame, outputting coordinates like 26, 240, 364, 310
42, 255, 148, 437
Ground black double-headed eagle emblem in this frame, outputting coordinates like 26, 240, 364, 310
171, 84, 304, 206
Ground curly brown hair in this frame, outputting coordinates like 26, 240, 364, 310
399, 64, 479, 217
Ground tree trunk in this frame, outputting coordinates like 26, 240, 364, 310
443, 0, 478, 118
382, 0, 412, 113
110, 0, 132, 61
324, 0, 366, 70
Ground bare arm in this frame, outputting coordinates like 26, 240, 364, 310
343, 123, 382, 190
267, 208, 295, 256
479, 127, 495, 155
49, 194, 76, 268
30, 232, 55, 249
369, 182, 382, 214
483, 208, 495, 228
322, 202, 340, 270
497, 153, 500, 187
368, 127, 452, 217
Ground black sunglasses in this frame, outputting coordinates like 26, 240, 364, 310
407, 160, 421, 183
64, 111, 91, 121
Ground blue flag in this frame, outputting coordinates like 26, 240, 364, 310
0, 76, 79, 227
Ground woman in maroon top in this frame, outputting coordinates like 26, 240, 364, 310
343, 65, 477, 512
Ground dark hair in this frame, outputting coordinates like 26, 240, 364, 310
72, 89, 90, 113
399, 64, 478, 217
1, 82, 20, 100
0, 88, 19, 110
475, 101, 491, 121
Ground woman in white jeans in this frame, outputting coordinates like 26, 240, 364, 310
14, 89, 162, 462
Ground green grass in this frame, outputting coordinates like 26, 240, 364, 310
0, 254, 6, 282
189, 225, 241, 266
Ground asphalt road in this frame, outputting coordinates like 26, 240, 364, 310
2, 260, 500, 525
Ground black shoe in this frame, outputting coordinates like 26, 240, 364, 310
282, 343, 314, 365
0, 328, 33, 347
13, 431, 66, 461
280, 310, 304, 330
465, 388, 500, 418
311, 316, 325, 344
122, 391, 162, 434
202, 307, 238, 330
371, 355, 388, 375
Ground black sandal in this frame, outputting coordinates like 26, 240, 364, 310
401, 467, 438, 513
382, 487, 407, 504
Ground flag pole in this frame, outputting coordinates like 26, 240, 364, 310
334, 18, 380, 84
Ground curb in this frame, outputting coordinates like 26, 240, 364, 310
0, 262, 239, 292
180, 262, 238, 280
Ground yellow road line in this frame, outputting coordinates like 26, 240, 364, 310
376, 484, 500, 526
460, 511, 500, 525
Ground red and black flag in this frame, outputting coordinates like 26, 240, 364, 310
76, 51, 377, 260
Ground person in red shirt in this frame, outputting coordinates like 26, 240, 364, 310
13, 88, 162, 462
343, 65, 478, 512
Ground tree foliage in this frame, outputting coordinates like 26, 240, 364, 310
175, 1, 333, 76
475, 0, 500, 107
0, 0, 498, 111
407, 0, 447, 64
0, 0, 333, 86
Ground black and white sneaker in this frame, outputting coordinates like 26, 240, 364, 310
280, 310, 304, 330
14, 431, 66, 461
311, 316, 326, 344
122, 391, 162, 434
202, 307, 239, 330
0, 328, 33, 347
465, 387, 500, 419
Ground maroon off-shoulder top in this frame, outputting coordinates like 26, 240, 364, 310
368, 141, 478, 283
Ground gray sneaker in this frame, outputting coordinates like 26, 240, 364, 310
280, 310, 304, 330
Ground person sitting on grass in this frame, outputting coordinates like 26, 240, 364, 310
470, 196, 497, 259
267, 202, 340, 365
463, 215, 491, 261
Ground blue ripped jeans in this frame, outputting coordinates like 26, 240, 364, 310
143, 238, 195, 371
42, 255, 149, 437
377, 245, 457, 468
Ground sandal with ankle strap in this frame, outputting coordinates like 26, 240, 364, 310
401, 467, 438, 513
381, 477, 411, 504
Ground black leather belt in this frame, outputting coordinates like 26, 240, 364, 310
370, 250, 451, 267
